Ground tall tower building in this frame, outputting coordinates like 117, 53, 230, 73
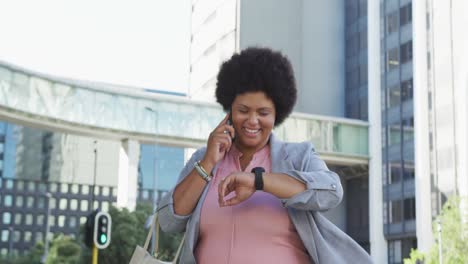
413, 0, 468, 254
369, 0, 468, 262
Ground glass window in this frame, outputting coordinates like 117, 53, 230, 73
94, 186, 100, 196
387, 48, 399, 71
36, 214, 44, 226
359, 0, 367, 16
61, 183, 68, 193
58, 215, 65, 227
13, 231, 21, 242
16, 196, 23, 207
49, 216, 55, 227
400, 4, 412, 26
346, 0, 359, 22
347, 67, 360, 88
69, 217, 77, 228
37, 197, 46, 209
389, 124, 401, 146
102, 201, 109, 212
26, 214, 33, 225
49, 183, 58, 192
82, 185, 89, 195
389, 85, 400, 107
360, 30, 368, 49
1, 230, 9, 242
35, 232, 43, 243
2, 212, 11, 224
27, 182, 35, 192
390, 164, 401, 184
24, 231, 32, 242
401, 79, 413, 101
3, 195, 12, 207
59, 199, 67, 210
404, 198, 416, 220
102, 187, 110, 196
70, 199, 78, 211
360, 64, 368, 85
27, 196, 34, 208
71, 184, 79, 194
400, 41, 413, 64
81, 200, 88, 212
390, 200, 403, 223
386, 11, 399, 34
389, 240, 402, 263
14, 214, 22, 225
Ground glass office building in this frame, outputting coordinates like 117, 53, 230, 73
380, 1, 416, 262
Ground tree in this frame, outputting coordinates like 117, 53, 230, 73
80, 203, 184, 264
45, 235, 81, 264
404, 196, 468, 264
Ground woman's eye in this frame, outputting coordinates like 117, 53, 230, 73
239, 110, 248, 113
259, 112, 269, 116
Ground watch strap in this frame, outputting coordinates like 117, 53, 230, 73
251, 167, 265, 190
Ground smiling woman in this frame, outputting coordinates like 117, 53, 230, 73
158, 47, 372, 264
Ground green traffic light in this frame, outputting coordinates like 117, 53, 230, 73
100, 234, 107, 244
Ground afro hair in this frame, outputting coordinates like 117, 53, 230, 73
215, 47, 297, 126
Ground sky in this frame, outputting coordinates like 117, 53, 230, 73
0, 0, 191, 94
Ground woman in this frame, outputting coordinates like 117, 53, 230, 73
158, 47, 372, 263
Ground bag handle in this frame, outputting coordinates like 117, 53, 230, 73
143, 213, 185, 262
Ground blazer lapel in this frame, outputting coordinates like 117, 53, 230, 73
269, 133, 292, 172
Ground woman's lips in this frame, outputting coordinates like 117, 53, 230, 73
242, 127, 261, 137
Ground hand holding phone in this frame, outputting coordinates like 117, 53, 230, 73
226, 112, 235, 141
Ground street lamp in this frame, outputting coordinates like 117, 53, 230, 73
41, 192, 52, 264
145, 106, 159, 255
144, 106, 160, 208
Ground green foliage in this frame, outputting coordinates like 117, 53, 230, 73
92, 203, 183, 264
3, 203, 184, 264
0, 242, 43, 264
404, 196, 468, 264
45, 235, 81, 264
403, 248, 424, 264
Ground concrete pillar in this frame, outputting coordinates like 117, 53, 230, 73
117, 139, 140, 211
368, 0, 388, 262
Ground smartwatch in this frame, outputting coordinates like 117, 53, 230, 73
251, 167, 265, 191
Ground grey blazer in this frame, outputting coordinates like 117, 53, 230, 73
158, 134, 373, 263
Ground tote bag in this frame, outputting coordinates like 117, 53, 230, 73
129, 213, 185, 264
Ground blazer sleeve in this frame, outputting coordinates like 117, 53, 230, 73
279, 143, 343, 212
157, 148, 206, 233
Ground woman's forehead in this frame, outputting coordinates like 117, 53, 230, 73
232, 92, 275, 109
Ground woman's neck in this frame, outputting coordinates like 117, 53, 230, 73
234, 138, 269, 158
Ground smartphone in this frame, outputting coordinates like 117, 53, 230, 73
226, 112, 235, 141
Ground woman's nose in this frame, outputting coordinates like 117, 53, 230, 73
247, 113, 259, 125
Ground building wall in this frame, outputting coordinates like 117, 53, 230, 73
189, 0, 238, 102
415, 0, 468, 252
239, 0, 345, 117
0, 122, 16, 178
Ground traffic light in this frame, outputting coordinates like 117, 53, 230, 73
93, 211, 111, 249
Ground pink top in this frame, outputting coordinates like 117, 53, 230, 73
195, 145, 310, 263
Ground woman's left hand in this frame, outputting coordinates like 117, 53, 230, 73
218, 172, 255, 207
